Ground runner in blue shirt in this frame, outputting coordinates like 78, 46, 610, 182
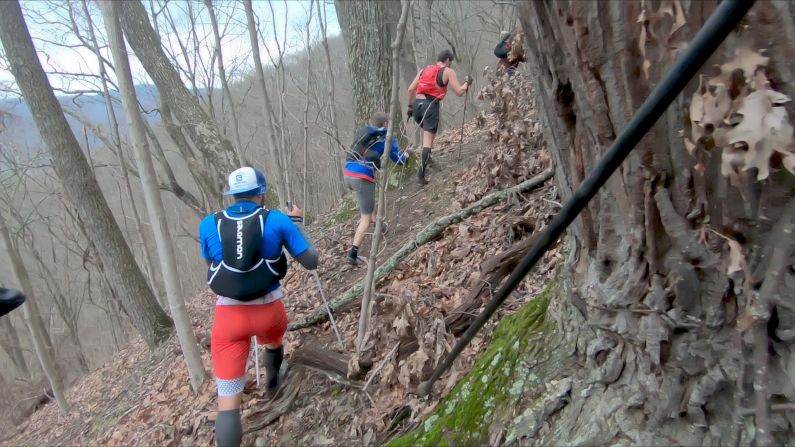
343, 112, 411, 265
199, 167, 318, 447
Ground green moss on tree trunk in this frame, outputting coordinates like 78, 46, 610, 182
388, 282, 556, 447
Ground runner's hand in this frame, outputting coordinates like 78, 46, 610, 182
464, 75, 473, 85
406, 104, 413, 120
285, 204, 303, 222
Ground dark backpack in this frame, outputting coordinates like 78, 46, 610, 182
206, 208, 287, 301
348, 127, 384, 163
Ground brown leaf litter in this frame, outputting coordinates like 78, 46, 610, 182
6, 69, 560, 447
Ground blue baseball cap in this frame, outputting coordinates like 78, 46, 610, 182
224, 167, 268, 196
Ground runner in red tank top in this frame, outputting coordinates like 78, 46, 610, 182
407, 49, 471, 185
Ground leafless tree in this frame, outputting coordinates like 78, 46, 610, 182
205, 0, 245, 162
0, 208, 68, 412
0, 0, 174, 349
76, 0, 162, 303
243, 0, 291, 203
299, 1, 315, 207
98, 0, 207, 391
117, 0, 240, 209
357, 0, 411, 351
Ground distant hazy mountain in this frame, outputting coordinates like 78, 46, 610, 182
0, 84, 161, 154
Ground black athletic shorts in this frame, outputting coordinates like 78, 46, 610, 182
413, 98, 440, 134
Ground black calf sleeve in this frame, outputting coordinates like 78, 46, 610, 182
264, 346, 284, 389
215, 409, 242, 447
421, 147, 431, 171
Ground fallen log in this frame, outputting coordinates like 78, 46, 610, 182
290, 342, 370, 381
288, 168, 554, 331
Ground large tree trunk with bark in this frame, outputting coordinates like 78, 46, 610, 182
99, 0, 207, 392
0, 0, 174, 349
117, 0, 239, 209
335, 0, 402, 128
516, 1, 795, 444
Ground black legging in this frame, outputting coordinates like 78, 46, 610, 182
0, 288, 25, 317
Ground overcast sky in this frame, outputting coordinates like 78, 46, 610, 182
0, 0, 341, 97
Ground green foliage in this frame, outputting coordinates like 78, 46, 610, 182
323, 194, 359, 228
387, 156, 418, 188
388, 282, 556, 447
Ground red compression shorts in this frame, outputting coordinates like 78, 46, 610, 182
211, 300, 288, 380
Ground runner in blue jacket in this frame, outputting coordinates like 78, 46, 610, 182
343, 112, 411, 265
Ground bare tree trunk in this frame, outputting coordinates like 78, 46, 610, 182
243, 0, 290, 204
514, 1, 795, 444
264, 0, 295, 203
357, 0, 411, 352
316, 0, 345, 195
0, 317, 29, 376
0, 209, 68, 413
335, 0, 402, 128
99, 0, 207, 392
155, 97, 215, 211
204, 0, 245, 163
117, 0, 239, 205
26, 241, 90, 373
301, 1, 315, 209
80, 0, 163, 304
414, 0, 434, 64
399, 25, 418, 88
0, 0, 174, 349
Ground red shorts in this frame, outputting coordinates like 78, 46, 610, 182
211, 300, 288, 380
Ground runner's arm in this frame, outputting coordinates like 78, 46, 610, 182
279, 210, 319, 270
293, 225, 319, 270
198, 214, 220, 265
407, 71, 421, 104
446, 69, 468, 96
390, 139, 409, 165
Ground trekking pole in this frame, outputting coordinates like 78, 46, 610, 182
457, 87, 470, 163
311, 270, 345, 350
245, 337, 261, 387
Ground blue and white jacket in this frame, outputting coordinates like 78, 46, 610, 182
343, 126, 409, 183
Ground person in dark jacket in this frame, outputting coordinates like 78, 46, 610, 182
494, 29, 527, 71
344, 112, 410, 265
494, 30, 512, 59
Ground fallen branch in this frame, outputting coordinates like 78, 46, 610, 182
288, 168, 554, 331
398, 232, 540, 362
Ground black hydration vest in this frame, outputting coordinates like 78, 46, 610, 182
206, 208, 287, 301
348, 127, 385, 167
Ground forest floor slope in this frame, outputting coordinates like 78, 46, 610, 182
5, 93, 559, 446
